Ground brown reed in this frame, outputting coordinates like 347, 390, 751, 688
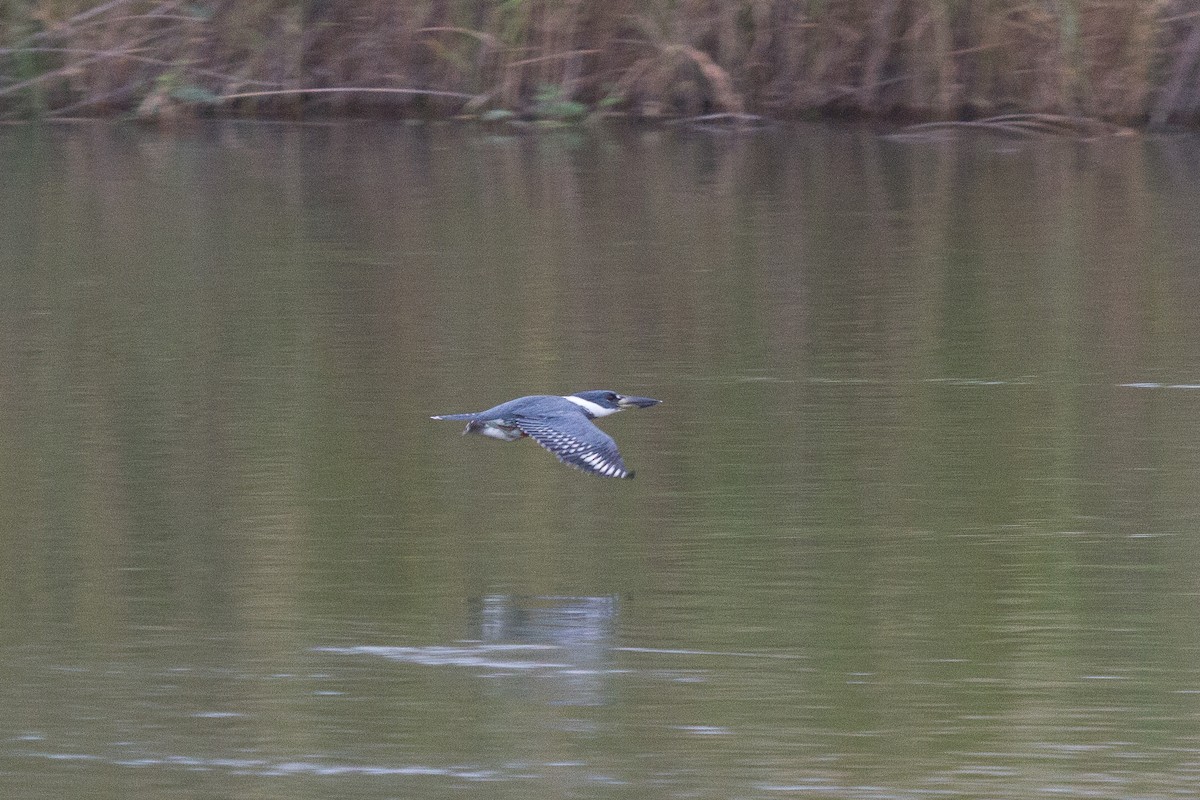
0, 0, 1197, 126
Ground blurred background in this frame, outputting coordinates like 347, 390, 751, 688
6, 1, 1200, 126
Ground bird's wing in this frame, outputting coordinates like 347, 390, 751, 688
512, 412, 635, 479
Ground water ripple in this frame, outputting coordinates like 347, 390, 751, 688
313, 644, 570, 671
21, 750, 534, 780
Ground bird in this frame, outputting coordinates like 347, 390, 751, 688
431, 390, 661, 479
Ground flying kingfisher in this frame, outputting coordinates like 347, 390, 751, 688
431, 390, 661, 479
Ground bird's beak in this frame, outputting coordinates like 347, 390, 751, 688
618, 395, 661, 409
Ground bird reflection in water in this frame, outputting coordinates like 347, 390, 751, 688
467, 595, 618, 707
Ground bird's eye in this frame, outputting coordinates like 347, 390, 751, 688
608, 393, 619, 402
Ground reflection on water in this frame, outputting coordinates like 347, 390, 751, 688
472, 594, 617, 706
3, 122, 1200, 799
320, 596, 616, 707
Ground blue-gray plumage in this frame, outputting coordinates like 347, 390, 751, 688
432, 390, 661, 479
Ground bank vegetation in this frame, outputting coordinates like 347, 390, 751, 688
3, 0, 1200, 126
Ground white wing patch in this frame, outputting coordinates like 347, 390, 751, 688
513, 416, 633, 479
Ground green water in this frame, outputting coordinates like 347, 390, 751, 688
3, 122, 1200, 799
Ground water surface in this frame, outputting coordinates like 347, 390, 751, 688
3, 121, 1200, 798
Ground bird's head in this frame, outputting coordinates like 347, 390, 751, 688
567, 390, 661, 418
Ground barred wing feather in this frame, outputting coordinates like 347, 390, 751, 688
513, 413, 634, 479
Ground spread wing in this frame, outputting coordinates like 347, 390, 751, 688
512, 412, 635, 479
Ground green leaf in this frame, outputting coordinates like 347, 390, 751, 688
169, 85, 219, 104
481, 108, 517, 122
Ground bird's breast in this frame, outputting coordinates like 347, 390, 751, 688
465, 420, 526, 442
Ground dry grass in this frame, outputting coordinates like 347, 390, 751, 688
1, 0, 1199, 125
